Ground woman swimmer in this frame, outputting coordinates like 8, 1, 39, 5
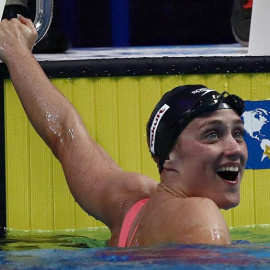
0, 17, 247, 247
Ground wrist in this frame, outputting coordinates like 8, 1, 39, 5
3, 46, 34, 67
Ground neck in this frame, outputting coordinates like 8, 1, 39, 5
159, 183, 185, 198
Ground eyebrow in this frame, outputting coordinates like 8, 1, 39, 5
198, 119, 244, 129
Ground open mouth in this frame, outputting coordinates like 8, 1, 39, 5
216, 166, 239, 182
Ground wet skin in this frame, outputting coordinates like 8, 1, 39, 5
163, 109, 248, 210
110, 109, 248, 246
0, 17, 248, 246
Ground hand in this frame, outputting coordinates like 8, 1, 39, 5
0, 15, 37, 63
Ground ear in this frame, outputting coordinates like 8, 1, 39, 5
163, 150, 177, 170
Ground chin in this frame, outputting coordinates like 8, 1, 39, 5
218, 197, 240, 210
221, 202, 240, 210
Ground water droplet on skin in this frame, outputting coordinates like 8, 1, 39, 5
68, 128, 75, 139
0, 42, 6, 50
35, 95, 43, 103
45, 112, 59, 122
49, 126, 57, 134
119, 202, 123, 209
57, 133, 63, 142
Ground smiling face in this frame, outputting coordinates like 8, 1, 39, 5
165, 109, 248, 209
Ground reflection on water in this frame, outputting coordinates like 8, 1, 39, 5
0, 228, 110, 251
2, 225, 270, 251
230, 225, 270, 245
1, 243, 270, 269
1, 226, 270, 269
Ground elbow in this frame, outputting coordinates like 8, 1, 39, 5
44, 122, 77, 160
42, 118, 68, 159
42, 109, 82, 159
45, 129, 64, 159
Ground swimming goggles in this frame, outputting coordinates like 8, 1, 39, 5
178, 91, 244, 126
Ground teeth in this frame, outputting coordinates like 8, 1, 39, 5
217, 167, 239, 172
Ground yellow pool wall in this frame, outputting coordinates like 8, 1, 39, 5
4, 73, 270, 231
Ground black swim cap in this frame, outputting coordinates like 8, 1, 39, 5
146, 85, 244, 172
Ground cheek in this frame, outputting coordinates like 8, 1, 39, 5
180, 145, 214, 173
181, 142, 217, 163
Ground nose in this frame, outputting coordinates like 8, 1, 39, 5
223, 135, 246, 159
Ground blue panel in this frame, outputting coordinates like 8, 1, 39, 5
243, 100, 270, 169
110, 0, 130, 46
58, 0, 77, 45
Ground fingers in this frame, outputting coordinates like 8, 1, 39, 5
17, 14, 27, 24
14, 15, 38, 45
1, 14, 35, 30
17, 14, 32, 26
0, 15, 38, 57
17, 14, 37, 33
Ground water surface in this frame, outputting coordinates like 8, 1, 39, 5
1, 225, 270, 269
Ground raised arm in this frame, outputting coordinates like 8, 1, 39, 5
0, 17, 157, 229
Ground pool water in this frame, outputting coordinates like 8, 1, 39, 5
1, 225, 270, 269
0, 228, 110, 251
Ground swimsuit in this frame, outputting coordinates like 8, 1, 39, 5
118, 198, 149, 247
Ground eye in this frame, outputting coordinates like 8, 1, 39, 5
205, 131, 219, 140
234, 130, 244, 141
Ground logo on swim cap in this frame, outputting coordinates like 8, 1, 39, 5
191, 88, 215, 96
150, 104, 170, 154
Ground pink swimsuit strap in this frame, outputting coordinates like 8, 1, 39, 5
118, 198, 150, 247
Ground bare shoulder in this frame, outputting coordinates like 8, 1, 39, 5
106, 171, 158, 217
147, 197, 231, 246
119, 171, 158, 194
95, 170, 158, 228
186, 197, 221, 213
175, 197, 231, 245
57, 122, 158, 228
